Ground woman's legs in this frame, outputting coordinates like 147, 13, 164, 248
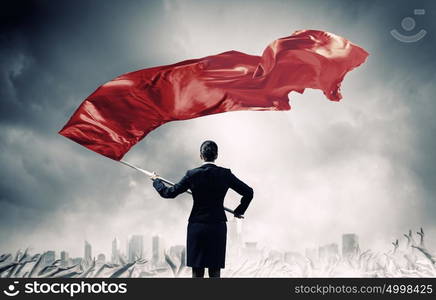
192, 267, 221, 277
208, 268, 221, 278
192, 267, 205, 278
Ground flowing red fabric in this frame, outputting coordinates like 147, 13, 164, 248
59, 30, 368, 160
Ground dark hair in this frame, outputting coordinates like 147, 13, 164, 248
200, 140, 218, 162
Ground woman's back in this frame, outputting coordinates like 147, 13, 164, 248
188, 163, 233, 223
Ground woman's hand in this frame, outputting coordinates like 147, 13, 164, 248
150, 172, 159, 180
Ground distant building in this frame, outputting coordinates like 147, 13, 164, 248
128, 235, 144, 262
111, 237, 120, 264
318, 243, 339, 261
43, 251, 56, 266
84, 240, 92, 263
71, 257, 83, 266
97, 253, 106, 264
342, 234, 359, 257
242, 242, 261, 260
60, 251, 69, 267
245, 242, 257, 249
152, 235, 165, 265
227, 218, 243, 261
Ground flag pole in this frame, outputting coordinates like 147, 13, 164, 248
119, 160, 236, 215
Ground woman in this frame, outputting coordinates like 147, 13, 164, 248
152, 140, 254, 277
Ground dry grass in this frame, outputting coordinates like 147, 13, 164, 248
1, 228, 435, 278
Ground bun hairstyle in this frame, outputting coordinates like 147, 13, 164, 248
200, 140, 218, 162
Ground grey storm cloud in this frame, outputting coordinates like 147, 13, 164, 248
1, 0, 436, 257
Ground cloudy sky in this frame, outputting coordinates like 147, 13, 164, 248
1, 0, 436, 259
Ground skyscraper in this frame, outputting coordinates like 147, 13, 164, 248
227, 218, 242, 261
43, 251, 56, 266
60, 251, 69, 267
152, 235, 165, 266
342, 233, 359, 257
128, 235, 144, 262
111, 237, 120, 264
84, 240, 92, 263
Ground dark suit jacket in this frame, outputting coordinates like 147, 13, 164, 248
153, 163, 253, 223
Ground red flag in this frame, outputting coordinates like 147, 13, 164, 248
59, 30, 368, 160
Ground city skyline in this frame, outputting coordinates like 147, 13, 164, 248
22, 226, 361, 268
1, 216, 369, 260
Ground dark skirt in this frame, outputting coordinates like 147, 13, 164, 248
187, 222, 227, 268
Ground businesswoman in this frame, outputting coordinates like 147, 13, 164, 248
152, 140, 254, 277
